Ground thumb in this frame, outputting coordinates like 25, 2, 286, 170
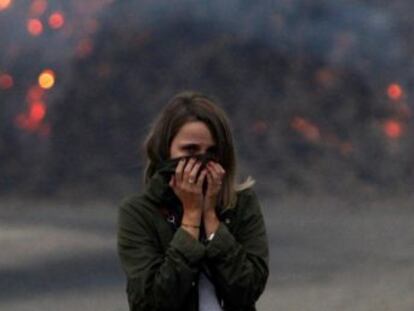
169, 175, 175, 188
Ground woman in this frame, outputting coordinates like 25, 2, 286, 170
117, 91, 269, 311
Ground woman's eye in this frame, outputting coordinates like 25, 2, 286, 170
207, 148, 217, 155
184, 146, 197, 153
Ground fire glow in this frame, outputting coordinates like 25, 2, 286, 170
383, 119, 403, 139
29, 0, 47, 16
14, 83, 49, 136
291, 116, 321, 142
48, 12, 65, 29
29, 101, 46, 123
0, 73, 13, 89
387, 83, 403, 101
38, 69, 55, 89
0, 0, 11, 11
15, 102, 47, 131
27, 85, 44, 102
27, 18, 43, 36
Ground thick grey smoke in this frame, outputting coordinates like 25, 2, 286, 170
1, 0, 413, 197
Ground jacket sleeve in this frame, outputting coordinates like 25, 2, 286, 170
117, 199, 205, 311
205, 188, 269, 309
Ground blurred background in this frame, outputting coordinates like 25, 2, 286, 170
1, 0, 413, 310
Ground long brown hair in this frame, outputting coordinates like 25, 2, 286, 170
142, 90, 255, 209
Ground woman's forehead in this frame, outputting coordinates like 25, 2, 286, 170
175, 121, 214, 142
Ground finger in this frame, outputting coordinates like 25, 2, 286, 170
169, 175, 175, 188
190, 161, 203, 183
217, 163, 226, 175
207, 162, 219, 180
212, 161, 226, 174
196, 169, 207, 186
207, 161, 219, 174
183, 158, 197, 178
209, 161, 225, 179
206, 170, 213, 184
175, 158, 187, 183
185, 159, 200, 184
207, 165, 222, 186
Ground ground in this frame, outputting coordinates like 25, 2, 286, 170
1, 193, 413, 310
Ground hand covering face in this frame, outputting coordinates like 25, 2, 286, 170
143, 152, 221, 212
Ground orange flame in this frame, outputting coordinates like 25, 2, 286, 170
29, 0, 47, 16
48, 11, 65, 29
383, 119, 403, 139
387, 83, 403, 101
27, 19, 43, 36
38, 69, 55, 89
0, 73, 13, 90
0, 0, 11, 11
291, 116, 321, 142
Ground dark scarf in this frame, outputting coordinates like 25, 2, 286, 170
143, 153, 221, 230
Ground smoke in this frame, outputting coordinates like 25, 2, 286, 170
1, 0, 414, 197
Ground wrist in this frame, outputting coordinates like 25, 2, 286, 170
181, 223, 201, 229
181, 212, 201, 240
203, 210, 219, 237
203, 209, 218, 221
204, 194, 218, 207
182, 210, 202, 225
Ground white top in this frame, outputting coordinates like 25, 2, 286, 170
199, 272, 222, 311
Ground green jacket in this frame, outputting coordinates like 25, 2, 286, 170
117, 156, 269, 311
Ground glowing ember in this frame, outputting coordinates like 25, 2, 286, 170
30, 0, 47, 16
27, 19, 43, 36
383, 119, 403, 139
387, 83, 403, 101
291, 116, 321, 142
0, 73, 13, 89
0, 0, 11, 11
48, 12, 65, 29
38, 69, 55, 89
